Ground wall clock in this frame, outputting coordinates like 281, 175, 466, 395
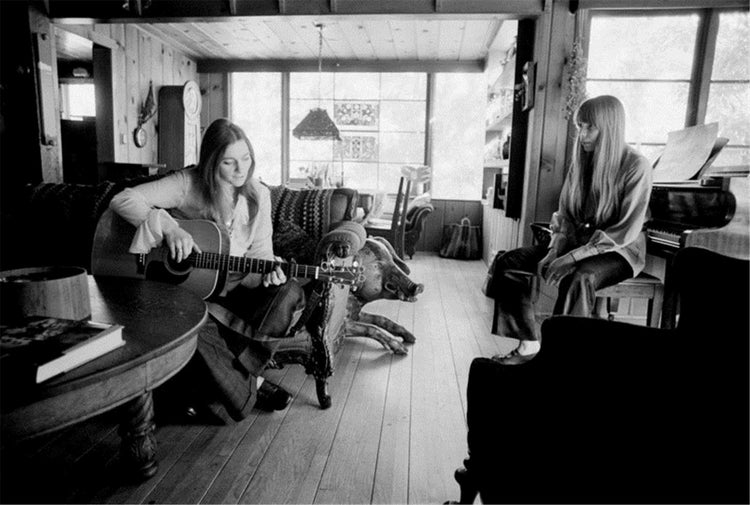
182, 80, 201, 122
133, 125, 147, 148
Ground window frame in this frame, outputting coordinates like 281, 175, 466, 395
580, 7, 749, 157
229, 71, 432, 194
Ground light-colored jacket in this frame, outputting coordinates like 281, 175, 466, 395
108, 167, 274, 294
548, 146, 653, 275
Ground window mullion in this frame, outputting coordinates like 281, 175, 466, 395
686, 8, 720, 126
281, 72, 290, 185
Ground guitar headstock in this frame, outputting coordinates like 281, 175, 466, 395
319, 260, 365, 286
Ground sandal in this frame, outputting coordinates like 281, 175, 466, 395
491, 347, 538, 365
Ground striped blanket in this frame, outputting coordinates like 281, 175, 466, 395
270, 186, 335, 243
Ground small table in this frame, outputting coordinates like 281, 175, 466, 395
0, 276, 207, 479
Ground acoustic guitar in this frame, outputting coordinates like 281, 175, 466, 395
91, 209, 363, 300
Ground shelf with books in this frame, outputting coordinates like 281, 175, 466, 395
0, 316, 125, 384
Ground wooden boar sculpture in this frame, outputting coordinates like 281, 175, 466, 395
346, 236, 424, 354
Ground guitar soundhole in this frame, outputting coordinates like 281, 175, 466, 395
144, 259, 190, 285
166, 256, 192, 275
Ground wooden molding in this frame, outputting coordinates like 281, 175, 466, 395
198, 58, 485, 73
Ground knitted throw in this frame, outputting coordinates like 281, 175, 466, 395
270, 186, 335, 243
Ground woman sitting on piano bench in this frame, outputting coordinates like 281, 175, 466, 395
487, 95, 653, 364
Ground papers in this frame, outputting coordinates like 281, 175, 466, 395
653, 123, 719, 183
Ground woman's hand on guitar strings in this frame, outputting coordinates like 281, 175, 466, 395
164, 227, 202, 263
262, 256, 288, 287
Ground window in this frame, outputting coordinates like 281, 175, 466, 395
705, 11, 750, 166
290, 72, 427, 195
230, 70, 485, 199
231, 73, 283, 185
431, 73, 485, 200
60, 82, 95, 119
586, 13, 700, 163
586, 9, 750, 166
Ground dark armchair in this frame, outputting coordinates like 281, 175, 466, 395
453, 246, 749, 504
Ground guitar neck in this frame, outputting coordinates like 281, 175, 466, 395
189, 252, 322, 280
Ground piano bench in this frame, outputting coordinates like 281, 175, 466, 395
595, 273, 664, 328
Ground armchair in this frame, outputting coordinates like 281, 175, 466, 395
454, 246, 749, 504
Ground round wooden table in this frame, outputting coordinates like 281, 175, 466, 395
0, 276, 207, 478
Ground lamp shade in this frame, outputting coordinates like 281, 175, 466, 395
292, 108, 341, 141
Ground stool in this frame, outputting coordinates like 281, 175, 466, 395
595, 273, 664, 327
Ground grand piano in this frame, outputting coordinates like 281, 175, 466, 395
646, 167, 749, 328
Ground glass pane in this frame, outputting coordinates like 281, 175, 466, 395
431, 73, 484, 200
290, 72, 334, 100
586, 81, 689, 146
712, 11, 750, 81
588, 13, 699, 80
334, 73, 379, 99
380, 100, 426, 132
711, 146, 750, 167
342, 161, 379, 191
66, 83, 96, 117
381, 73, 427, 100
380, 132, 424, 163
231, 73, 282, 185
706, 83, 750, 145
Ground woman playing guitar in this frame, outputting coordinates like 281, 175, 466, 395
109, 118, 300, 417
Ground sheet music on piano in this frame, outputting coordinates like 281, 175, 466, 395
652, 122, 725, 184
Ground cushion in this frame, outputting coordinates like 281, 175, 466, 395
408, 191, 431, 211
272, 219, 317, 265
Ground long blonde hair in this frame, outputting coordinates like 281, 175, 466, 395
568, 95, 627, 226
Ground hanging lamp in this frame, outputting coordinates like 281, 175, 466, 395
292, 23, 341, 141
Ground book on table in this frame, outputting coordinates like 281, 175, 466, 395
0, 316, 125, 383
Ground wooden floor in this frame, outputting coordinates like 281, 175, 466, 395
1, 254, 519, 504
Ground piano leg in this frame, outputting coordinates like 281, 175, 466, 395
661, 257, 678, 329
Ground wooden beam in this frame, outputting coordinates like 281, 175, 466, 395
47, 0, 544, 23
577, 0, 748, 9
54, 24, 120, 49
436, 0, 544, 14
686, 9, 719, 126
197, 58, 485, 72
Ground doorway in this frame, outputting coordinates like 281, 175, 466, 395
54, 26, 115, 184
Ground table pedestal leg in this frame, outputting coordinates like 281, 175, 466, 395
119, 391, 158, 479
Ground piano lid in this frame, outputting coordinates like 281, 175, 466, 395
652, 123, 725, 183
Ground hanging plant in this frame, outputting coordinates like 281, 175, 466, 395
563, 39, 588, 120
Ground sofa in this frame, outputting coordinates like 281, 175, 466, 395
0, 174, 363, 416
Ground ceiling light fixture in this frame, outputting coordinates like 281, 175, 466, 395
292, 23, 341, 141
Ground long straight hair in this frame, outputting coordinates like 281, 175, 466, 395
196, 118, 258, 225
568, 95, 627, 226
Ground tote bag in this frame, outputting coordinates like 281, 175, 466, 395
439, 216, 481, 260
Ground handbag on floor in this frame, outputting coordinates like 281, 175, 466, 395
440, 216, 481, 260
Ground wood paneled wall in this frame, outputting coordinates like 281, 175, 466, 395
199, 73, 229, 130
56, 23, 197, 168
418, 199, 483, 253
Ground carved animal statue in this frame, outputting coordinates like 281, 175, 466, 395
346, 237, 424, 354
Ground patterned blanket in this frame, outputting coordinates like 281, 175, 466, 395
269, 186, 335, 243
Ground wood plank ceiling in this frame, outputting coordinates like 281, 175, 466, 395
49, 0, 542, 72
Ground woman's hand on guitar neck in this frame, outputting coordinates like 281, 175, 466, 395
262, 256, 288, 288
164, 227, 202, 263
